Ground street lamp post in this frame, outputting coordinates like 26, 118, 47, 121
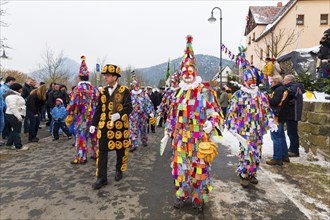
208, 7, 223, 90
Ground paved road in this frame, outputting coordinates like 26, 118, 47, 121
0, 125, 308, 220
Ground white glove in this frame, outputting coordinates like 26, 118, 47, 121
203, 121, 212, 134
268, 119, 278, 132
89, 126, 96, 134
164, 130, 171, 137
270, 124, 278, 132
229, 128, 237, 136
111, 113, 120, 122
149, 113, 154, 118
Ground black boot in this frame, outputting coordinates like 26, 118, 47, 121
92, 178, 108, 190
115, 171, 123, 181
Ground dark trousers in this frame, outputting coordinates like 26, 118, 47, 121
221, 107, 227, 117
2, 111, 11, 139
98, 148, 125, 180
286, 120, 299, 154
6, 114, 23, 149
26, 110, 40, 141
53, 121, 71, 139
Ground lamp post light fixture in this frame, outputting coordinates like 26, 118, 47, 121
208, 7, 223, 90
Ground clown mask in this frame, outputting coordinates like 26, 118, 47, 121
181, 66, 196, 84
243, 78, 257, 89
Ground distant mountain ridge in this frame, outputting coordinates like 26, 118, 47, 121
136, 54, 234, 86
30, 54, 234, 86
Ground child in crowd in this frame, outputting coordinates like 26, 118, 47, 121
51, 98, 72, 141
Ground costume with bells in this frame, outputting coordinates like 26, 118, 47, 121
129, 79, 155, 151
91, 64, 132, 187
225, 53, 277, 186
164, 35, 224, 209
66, 56, 99, 164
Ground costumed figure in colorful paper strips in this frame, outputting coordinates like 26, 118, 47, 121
129, 78, 155, 152
156, 70, 181, 128
225, 53, 278, 187
66, 56, 99, 164
90, 64, 133, 189
164, 35, 224, 211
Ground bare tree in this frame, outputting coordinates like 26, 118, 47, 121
1, 69, 28, 84
254, 28, 302, 59
33, 47, 69, 84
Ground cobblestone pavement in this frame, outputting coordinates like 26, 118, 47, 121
0, 125, 311, 220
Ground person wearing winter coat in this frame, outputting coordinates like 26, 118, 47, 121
262, 57, 274, 92
25, 84, 47, 143
219, 87, 229, 116
283, 74, 305, 157
0, 76, 16, 143
51, 98, 72, 141
3, 83, 28, 150
266, 75, 290, 166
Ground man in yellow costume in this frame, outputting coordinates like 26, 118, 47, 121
90, 64, 132, 190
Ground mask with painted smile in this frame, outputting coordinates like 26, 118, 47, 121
181, 66, 196, 84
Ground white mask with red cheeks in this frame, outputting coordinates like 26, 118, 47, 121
181, 66, 196, 84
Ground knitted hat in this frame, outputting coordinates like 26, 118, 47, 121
79, 56, 90, 76
101, 64, 121, 77
10, 83, 23, 92
180, 35, 197, 70
56, 98, 63, 104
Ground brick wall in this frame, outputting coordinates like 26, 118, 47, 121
299, 102, 330, 160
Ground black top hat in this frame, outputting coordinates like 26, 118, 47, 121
101, 64, 121, 77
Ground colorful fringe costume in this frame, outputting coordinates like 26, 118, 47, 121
225, 52, 275, 180
66, 57, 99, 164
226, 89, 274, 178
165, 35, 224, 207
129, 81, 155, 150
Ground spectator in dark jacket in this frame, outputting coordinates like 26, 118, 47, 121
283, 74, 305, 157
25, 85, 47, 142
45, 82, 56, 126
266, 75, 290, 166
156, 87, 166, 127
147, 86, 157, 133
22, 78, 37, 134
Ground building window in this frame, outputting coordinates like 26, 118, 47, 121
320, 14, 328, 25
266, 45, 270, 57
250, 55, 253, 64
260, 49, 263, 61
248, 36, 251, 45
252, 32, 255, 41
296, 14, 304, 25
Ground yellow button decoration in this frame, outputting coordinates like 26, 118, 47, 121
107, 130, 115, 139
123, 130, 130, 139
115, 93, 122, 102
115, 131, 122, 139
108, 65, 115, 73
118, 86, 125, 93
102, 104, 106, 112
101, 95, 106, 103
98, 121, 105, 129
123, 139, 130, 148
108, 140, 115, 150
117, 104, 123, 112
122, 155, 128, 164
124, 121, 129, 128
120, 163, 127, 172
108, 102, 113, 110
97, 130, 102, 139
106, 121, 114, 129
115, 141, 122, 149
100, 113, 106, 121
121, 114, 128, 121
115, 121, 123, 129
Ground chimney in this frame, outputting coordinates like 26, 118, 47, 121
277, 2, 283, 7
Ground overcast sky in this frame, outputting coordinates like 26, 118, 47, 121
1, 0, 289, 73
